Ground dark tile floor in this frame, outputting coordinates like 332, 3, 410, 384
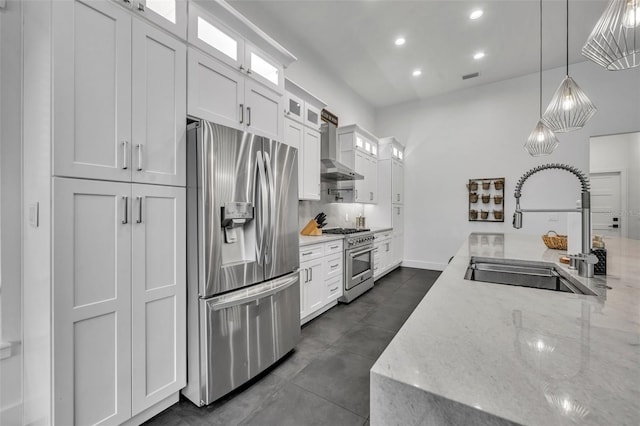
145, 267, 440, 426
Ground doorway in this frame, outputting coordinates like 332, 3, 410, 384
590, 171, 622, 238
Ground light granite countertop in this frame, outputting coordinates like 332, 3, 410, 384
371, 232, 640, 426
299, 233, 345, 247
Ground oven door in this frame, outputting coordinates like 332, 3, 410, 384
345, 245, 374, 290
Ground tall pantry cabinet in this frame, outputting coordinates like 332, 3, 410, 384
23, 0, 186, 424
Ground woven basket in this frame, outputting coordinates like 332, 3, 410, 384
542, 231, 567, 250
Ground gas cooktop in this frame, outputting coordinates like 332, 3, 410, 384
322, 228, 370, 235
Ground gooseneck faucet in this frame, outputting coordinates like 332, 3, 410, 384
513, 163, 597, 278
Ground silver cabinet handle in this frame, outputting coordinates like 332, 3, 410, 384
122, 196, 128, 224
330, 286, 338, 293
137, 2, 145, 11
309, 266, 313, 281
123, 0, 130, 3
305, 268, 309, 283
370, 191, 373, 200
329, 245, 339, 250
122, 141, 129, 169
247, 106, 251, 126
397, 193, 400, 202
330, 263, 339, 269
136, 196, 142, 224
239, 64, 245, 72
246, 68, 252, 74
301, 251, 313, 256
239, 103, 244, 124
136, 144, 143, 171
355, 189, 358, 199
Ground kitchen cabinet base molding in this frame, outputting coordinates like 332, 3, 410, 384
121, 393, 179, 426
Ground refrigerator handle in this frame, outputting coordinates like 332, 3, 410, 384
263, 151, 276, 264
209, 271, 299, 311
255, 151, 269, 264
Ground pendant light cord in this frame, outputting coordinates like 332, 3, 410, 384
566, 0, 569, 76
539, 0, 543, 118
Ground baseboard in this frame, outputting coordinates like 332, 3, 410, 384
401, 259, 447, 272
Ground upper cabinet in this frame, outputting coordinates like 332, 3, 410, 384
53, 0, 187, 187
188, 2, 287, 94
379, 137, 405, 205
283, 79, 326, 201
338, 124, 379, 204
113, 0, 188, 39
187, 2, 296, 142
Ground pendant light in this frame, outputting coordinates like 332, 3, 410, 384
582, 0, 640, 70
542, 0, 597, 132
525, 0, 559, 157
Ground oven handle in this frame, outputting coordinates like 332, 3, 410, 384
348, 247, 373, 258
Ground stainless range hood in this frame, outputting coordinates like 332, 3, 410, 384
320, 114, 363, 181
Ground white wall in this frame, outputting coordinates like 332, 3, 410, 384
375, 61, 640, 270
1, 0, 23, 424
590, 132, 640, 240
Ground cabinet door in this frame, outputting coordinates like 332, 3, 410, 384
132, 19, 187, 187
392, 160, 404, 204
53, 177, 132, 426
285, 92, 305, 124
302, 128, 321, 200
284, 118, 304, 198
244, 42, 284, 93
368, 157, 378, 203
354, 151, 368, 203
392, 233, 404, 266
245, 79, 283, 141
53, 0, 132, 182
188, 48, 244, 131
304, 103, 322, 131
134, 0, 187, 39
392, 204, 404, 235
131, 184, 186, 414
188, 2, 244, 70
301, 260, 324, 315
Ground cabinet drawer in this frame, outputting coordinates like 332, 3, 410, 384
325, 276, 342, 303
374, 232, 392, 241
299, 243, 324, 261
324, 254, 343, 280
324, 240, 343, 256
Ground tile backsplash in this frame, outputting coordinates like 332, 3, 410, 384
298, 183, 365, 231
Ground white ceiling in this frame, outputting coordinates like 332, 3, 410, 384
229, 0, 609, 108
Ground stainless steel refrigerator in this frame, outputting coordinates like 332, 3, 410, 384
183, 119, 300, 406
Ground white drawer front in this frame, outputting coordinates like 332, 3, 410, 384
324, 240, 343, 256
299, 243, 324, 261
325, 276, 343, 303
324, 254, 343, 281
374, 232, 392, 241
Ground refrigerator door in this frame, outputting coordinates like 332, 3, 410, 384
201, 272, 300, 404
195, 121, 266, 297
262, 138, 300, 280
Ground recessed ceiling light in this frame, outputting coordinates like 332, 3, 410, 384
412, 69, 422, 77
395, 37, 406, 46
473, 51, 486, 60
470, 9, 484, 20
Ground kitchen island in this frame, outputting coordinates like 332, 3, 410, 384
370, 233, 640, 425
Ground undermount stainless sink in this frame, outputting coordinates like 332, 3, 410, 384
464, 257, 596, 295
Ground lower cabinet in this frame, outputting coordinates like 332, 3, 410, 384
299, 240, 344, 324
53, 177, 186, 425
373, 230, 394, 280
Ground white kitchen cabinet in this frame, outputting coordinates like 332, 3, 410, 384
132, 19, 187, 187
53, 178, 187, 424
338, 124, 379, 204
188, 3, 285, 93
299, 240, 344, 324
131, 184, 186, 415
301, 260, 324, 316
53, 178, 133, 426
53, 3, 186, 186
373, 230, 393, 280
284, 79, 326, 200
286, 117, 320, 200
113, 0, 187, 39
391, 159, 404, 204
53, 0, 132, 183
188, 48, 283, 141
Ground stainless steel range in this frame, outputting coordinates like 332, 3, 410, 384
322, 228, 375, 303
